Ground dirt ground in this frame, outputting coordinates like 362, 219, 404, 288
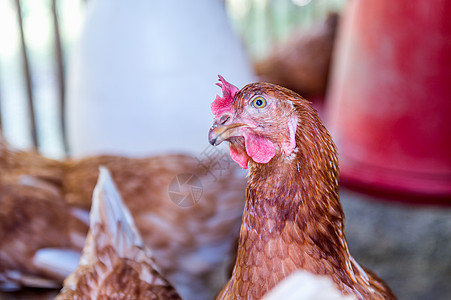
341, 188, 451, 300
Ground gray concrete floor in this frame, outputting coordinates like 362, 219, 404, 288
341, 188, 451, 300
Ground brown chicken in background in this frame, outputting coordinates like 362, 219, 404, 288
0, 133, 245, 300
57, 167, 181, 299
208, 77, 396, 299
0, 136, 84, 291
254, 13, 339, 100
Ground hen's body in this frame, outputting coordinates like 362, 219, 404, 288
209, 79, 396, 299
64, 154, 245, 299
0, 136, 245, 300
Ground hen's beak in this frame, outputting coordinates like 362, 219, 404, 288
208, 123, 244, 146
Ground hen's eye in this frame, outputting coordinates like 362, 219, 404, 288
252, 96, 267, 109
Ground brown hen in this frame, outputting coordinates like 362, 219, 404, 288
56, 167, 181, 299
0, 134, 245, 300
208, 76, 396, 299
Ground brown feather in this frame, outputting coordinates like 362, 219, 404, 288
56, 168, 181, 299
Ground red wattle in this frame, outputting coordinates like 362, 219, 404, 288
244, 132, 276, 164
229, 144, 249, 169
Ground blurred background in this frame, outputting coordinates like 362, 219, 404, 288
0, 0, 345, 158
0, 0, 450, 299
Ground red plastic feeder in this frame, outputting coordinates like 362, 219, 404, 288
325, 0, 451, 205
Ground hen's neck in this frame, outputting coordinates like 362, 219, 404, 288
221, 120, 358, 299
245, 116, 344, 243
245, 142, 346, 259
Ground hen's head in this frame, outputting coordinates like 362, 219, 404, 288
209, 76, 318, 169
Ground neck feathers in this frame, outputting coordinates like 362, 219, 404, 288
222, 104, 356, 299
247, 102, 342, 230
245, 114, 346, 260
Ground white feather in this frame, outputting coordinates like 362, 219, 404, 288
32, 248, 81, 280
262, 271, 357, 300
81, 167, 146, 264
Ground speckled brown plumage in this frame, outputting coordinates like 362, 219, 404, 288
210, 81, 396, 299
0, 135, 245, 300
58, 258, 180, 300
56, 168, 181, 299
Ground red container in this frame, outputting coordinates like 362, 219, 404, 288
325, 0, 451, 205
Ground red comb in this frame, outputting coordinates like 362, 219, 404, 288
211, 75, 239, 118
